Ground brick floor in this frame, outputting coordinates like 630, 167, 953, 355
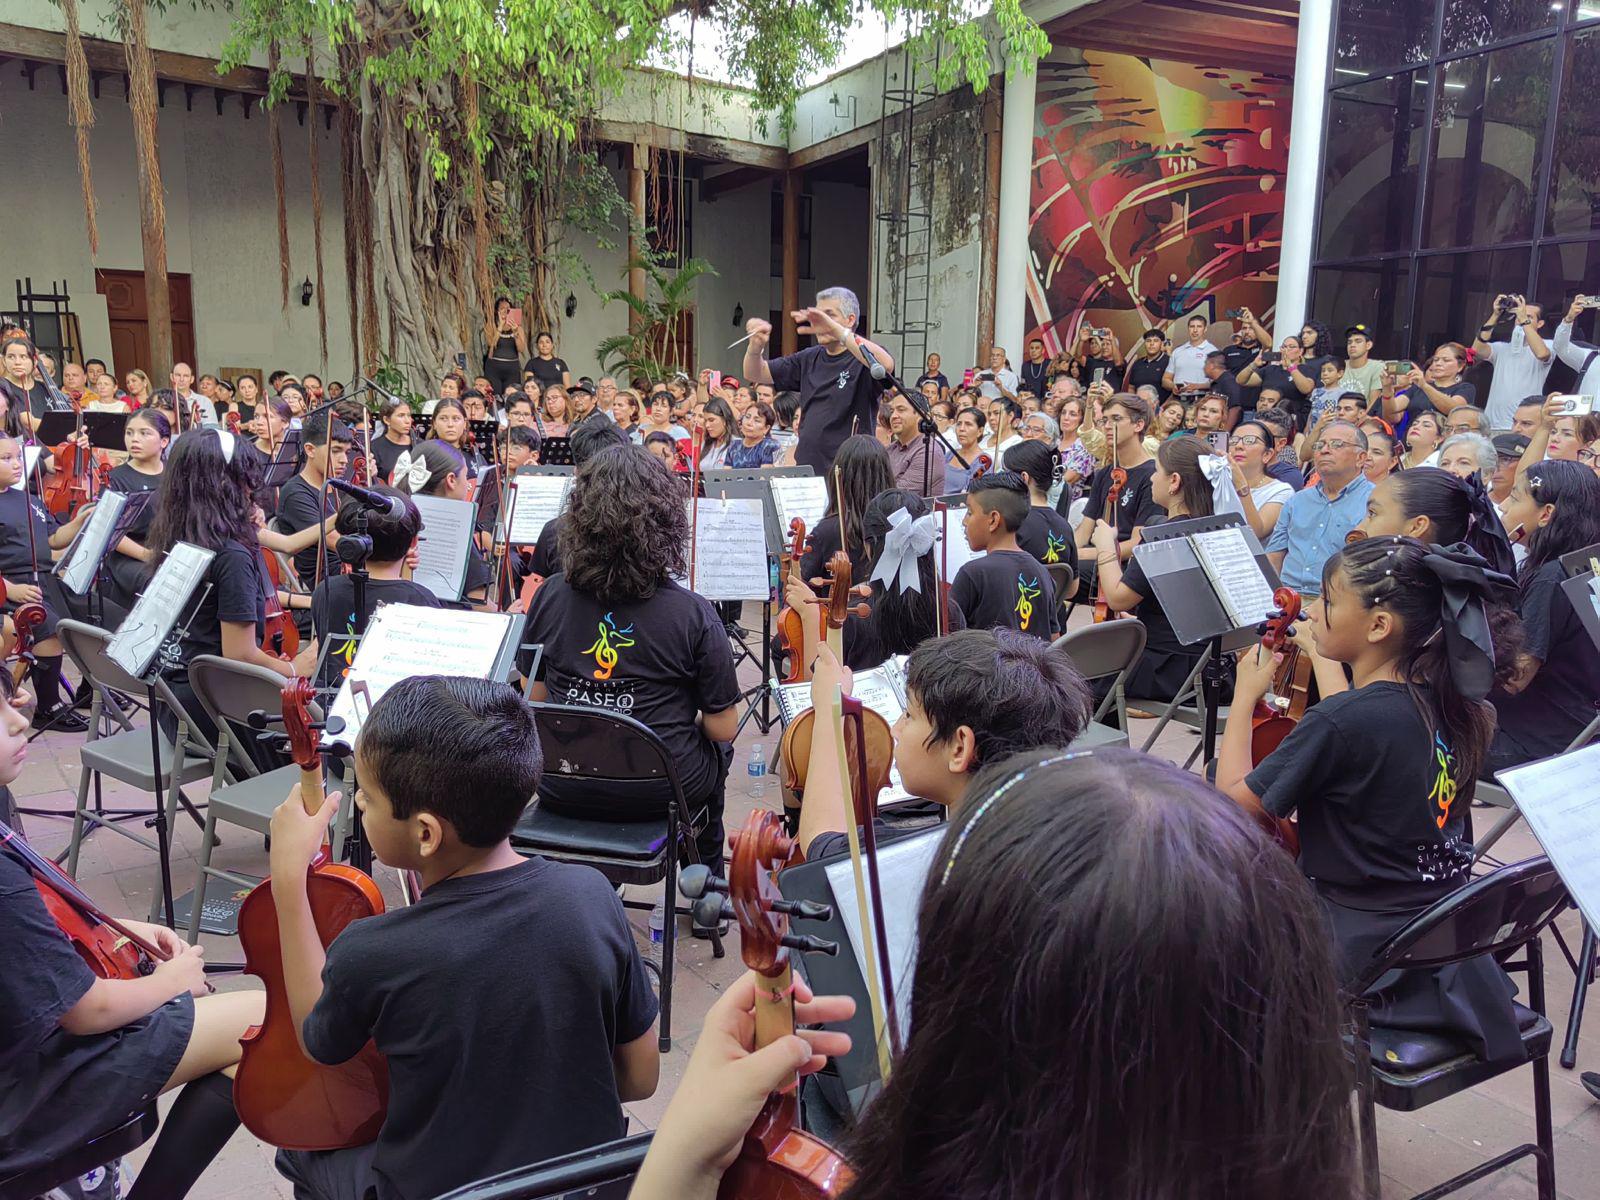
12, 605, 1600, 1200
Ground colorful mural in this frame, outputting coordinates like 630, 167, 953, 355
1027, 49, 1291, 355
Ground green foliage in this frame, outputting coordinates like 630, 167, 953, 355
370, 353, 430, 412
596, 254, 717, 379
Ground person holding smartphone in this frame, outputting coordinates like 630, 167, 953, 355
1549, 294, 1600, 403
483, 296, 528, 396
1471, 295, 1551, 431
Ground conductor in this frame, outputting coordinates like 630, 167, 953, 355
741, 287, 893, 472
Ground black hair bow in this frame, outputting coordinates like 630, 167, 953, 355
1419, 543, 1516, 701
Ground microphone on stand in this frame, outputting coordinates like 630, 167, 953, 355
327, 475, 406, 518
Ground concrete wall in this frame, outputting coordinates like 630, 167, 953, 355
1, 69, 353, 381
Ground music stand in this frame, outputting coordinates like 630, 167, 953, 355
1131, 513, 1281, 767
538, 437, 573, 467
694, 475, 778, 734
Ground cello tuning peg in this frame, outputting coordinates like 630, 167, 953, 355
678, 864, 728, 900
770, 897, 832, 922
247, 709, 284, 730
692, 894, 731, 927
780, 932, 838, 956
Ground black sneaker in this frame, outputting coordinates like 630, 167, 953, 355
1583, 1071, 1600, 1103
32, 704, 89, 734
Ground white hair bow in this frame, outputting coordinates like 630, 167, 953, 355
1198, 454, 1245, 518
870, 507, 938, 594
392, 450, 431, 493
214, 429, 236, 464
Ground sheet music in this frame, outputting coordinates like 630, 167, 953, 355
1497, 744, 1600, 932
409, 494, 476, 601
10, 446, 41, 491
105, 542, 216, 678
327, 603, 519, 747
1189, 526, 1276, 629
57, 489, 127, 594
768, 475, 828, 537
503, 475, 571, 546
933, 505, 981, 584
822, 828, 943, 1041
771, 666, 914, 804
683, 496, 769, 602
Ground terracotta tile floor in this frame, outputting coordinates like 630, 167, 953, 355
12, 605, 1600, 1199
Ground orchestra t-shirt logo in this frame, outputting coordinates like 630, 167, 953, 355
584, 612, 635, 681
1043, 531, 1068, 564
1015, 574, 1041, 631
836, 367, 851, 390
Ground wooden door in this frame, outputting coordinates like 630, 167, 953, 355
95, 269, 196, 380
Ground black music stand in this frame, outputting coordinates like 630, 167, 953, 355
695, 474, 779, 735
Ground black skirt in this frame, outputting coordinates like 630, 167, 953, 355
0, 993, 194, 1175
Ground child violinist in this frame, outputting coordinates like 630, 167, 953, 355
392, 440, 492, 609
800, 435, 893, 585
950, 473, 1056, 642
99, 409, 171, 618
1217, 536, 1525, 1063
0, 669, 265, 1200
268, 676, 659, 1200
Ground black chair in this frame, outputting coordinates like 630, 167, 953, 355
1348, 856, 1569, 1200
432, 1133, 651, 1200
511, 704, 725, 1051
0, 1104, 157, 1200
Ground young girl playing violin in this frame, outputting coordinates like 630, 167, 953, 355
800, 435, 894, 586
393, 440, 493, 608
635, 748, 1355, 1200
426, 397, 487, 479
100, 409, 171, 616
1217, 536, 1526, 1063
0, 669, 265, 1200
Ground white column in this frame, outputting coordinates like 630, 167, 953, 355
993, 62, 1039, 364
1274, 0, 1336, 340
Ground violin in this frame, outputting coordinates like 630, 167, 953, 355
41, 359, 93, 518
686, 811, 853, 1199
1093, 440, 1128, 624
95, 458, 114, 493
967, 452, 993, 483
349, 453, 369, 488
1248, 587, 1309, 855
225, 411, 243, 437
775, 519, 814, 685
8, 600, 49, 690
233, 678, 388, 1150
1, 817, 167, 979
257, 546, 300, 661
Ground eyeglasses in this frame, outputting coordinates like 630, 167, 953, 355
1313, 438, 1359, 453
1228, 434, 1265, 447
1581, 448, 1598, 464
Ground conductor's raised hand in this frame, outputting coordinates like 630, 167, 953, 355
791, 307, 847, 344
744, 317, 773, 351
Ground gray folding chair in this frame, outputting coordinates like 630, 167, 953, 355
56, 620, 215, 920
182, 656, 353, 942
1051, 619, 1147, 750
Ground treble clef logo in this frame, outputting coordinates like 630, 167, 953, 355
1428, 731, 1458, 829
1015, 575, 1041, 631
1043, 532, 1067, 564
584, 612, 636, 681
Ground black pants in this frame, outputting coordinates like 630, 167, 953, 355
276, 1142, 379, 1200
483, 356, 521, 396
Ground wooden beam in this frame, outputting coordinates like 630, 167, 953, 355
627, 142, 647, 335
977, 88, 1002, 362
1060, 30, 1295, 73
781, 169, 801, 355
789, 84, 977, 171
594, 119, 785, 170
699, 164, 772, 202
1043, 0, 1145, 32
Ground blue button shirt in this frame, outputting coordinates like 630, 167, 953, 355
1266, 473, 1374, 596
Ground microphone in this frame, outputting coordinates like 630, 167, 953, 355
327, 476, 405, 518
859, 341, 888, 381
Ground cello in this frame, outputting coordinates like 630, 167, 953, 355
1248, 586, 1308, 855
681, 810, 853, 1199
233, 677, 387, 1150
1, 817, 167, 979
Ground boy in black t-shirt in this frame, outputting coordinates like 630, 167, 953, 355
296, 484, 440, 686
950, 473, 1056, 641
271, 676, 659, 1200
1004, 439, 1080, 584
277, 411, 352, 593
1073, 392, 1160, 595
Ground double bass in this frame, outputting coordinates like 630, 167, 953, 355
681, 810, 853, 1198
233, 678, 387, 1150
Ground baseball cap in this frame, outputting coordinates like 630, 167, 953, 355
1345, 323, 1373, 339
1493, 433, 1530, 459
720, 375, 740, 388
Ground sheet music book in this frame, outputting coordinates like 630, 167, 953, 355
768, 475, 828, 538
503, 475, 572, 546
326, 603, 524, 747
682, 496, 770, 602
409, 494, 476, 601
1496, 744, 1600, 931
822, 829, 942, 1041
772, 657, 914, 804
105, 542, 216, 678
9, 446, 42, 492
1188, 526, 1278, 629
56, 489, 128, 595
933, 504, 981, 584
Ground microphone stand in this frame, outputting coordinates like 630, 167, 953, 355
859, 344, 966, 497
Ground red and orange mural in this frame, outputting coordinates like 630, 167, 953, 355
1027, 49, 1291, 354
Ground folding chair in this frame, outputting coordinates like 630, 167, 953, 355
1348, 856, 1568, 1200
181, 655, 351, 942
57, 620, 214, 919
510, 704, 725, 1052
432, 1133, 651, 1200
1050, 619, 1146, 750
0, 1104, 156, 1200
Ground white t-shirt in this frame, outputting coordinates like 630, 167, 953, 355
977, 367, 1019, 399
1480, 326, 1554, 430
1250, 478, 1294, 510
1168, 341, 1219, 388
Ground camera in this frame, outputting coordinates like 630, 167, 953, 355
1496, 294, 1518, 314
1263, 351, 1282, 365
1225, 307, 1245, 320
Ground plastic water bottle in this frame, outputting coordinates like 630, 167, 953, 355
748, 742, 767, 798
648, 900, 665, 944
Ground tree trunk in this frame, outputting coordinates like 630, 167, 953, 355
122, 0, 173, 384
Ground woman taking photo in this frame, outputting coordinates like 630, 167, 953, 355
1237, 335, 1305, 419
371, 395, 415, 483
694, 396, 737, 470
633, 749, 1354, 1200
525, 444, 740, 877
1393, 342, 1475, 421
483, 296, 529, 396
524, 330, 571, 390
1401, 410, 1444, 469
101, 409, 171, 613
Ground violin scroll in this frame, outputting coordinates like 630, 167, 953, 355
280, 676, 321, 771
823, 552, 870, 631
1256, 587, 1304, 654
